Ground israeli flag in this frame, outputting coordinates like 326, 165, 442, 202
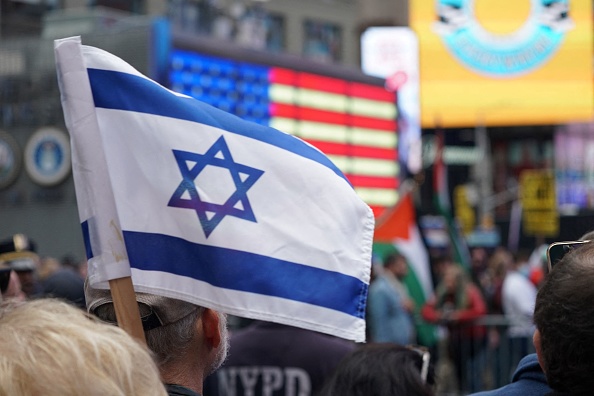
55, 37, 373, 341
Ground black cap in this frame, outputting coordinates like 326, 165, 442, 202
0, 234, 38, 272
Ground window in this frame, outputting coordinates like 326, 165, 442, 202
303, 19, 342, 63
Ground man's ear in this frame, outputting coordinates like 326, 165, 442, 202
533, 329, 545, 373
201, 309, 222, 349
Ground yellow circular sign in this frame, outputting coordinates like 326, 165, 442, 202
473, 0, 532, 35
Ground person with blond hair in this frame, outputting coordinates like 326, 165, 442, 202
0, 298, 167, 396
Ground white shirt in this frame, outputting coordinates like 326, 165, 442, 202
502, 270, 537, 338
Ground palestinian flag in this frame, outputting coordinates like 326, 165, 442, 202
374, 181, 436, 346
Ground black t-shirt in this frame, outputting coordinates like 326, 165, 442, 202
203, 321, 355, 396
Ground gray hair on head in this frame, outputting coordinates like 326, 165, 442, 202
146, 306, 204, 366
94, 301, 204, 367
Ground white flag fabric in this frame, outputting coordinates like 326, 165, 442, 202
55, 36, 374, 341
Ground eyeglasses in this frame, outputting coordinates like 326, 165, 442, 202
547, 240, 591, 272
407, 345, 431, 383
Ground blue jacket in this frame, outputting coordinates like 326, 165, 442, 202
469, 353, 551, 396
367, 275, 414, 344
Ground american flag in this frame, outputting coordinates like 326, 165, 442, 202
169, 50, 399, 217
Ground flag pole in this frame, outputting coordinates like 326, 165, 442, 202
433, 121, 472, 270
109, 276, 146, 345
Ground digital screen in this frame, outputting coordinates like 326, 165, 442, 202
410, 0, 594, 127
168, 49, 399, 217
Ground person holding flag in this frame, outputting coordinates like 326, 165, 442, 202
54, 36, 374, 396
373, 179, 436, 348
368, 252, 416, 345
422, 264, 487, 393
85, 285, 229, 396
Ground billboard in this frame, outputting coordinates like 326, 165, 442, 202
167, 44, 399, 217
361, 27, 422, 174
554, 123, 594, 212
410, 0, 594, 128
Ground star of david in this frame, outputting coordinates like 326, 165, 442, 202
168, 136, 264, 238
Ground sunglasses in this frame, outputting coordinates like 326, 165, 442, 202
0, 268, 11, 294
407, 345, 431, 383
547, 240, 591, 272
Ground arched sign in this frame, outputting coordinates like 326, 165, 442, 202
433, 0, 573, 77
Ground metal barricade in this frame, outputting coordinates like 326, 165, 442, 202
433, 315, 536, 395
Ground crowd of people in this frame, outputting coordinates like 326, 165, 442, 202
366, 244, 545, 394
2, 230, 594, 396
368, 240, 562, 395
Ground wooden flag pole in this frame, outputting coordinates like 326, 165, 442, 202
109, 276, 146, 345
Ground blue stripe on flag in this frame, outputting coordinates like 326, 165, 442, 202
123, 230, 368, 319
81, 220, 93, 260
87, 68, 350, 186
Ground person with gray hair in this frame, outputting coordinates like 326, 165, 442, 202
86, 284, 229, 396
